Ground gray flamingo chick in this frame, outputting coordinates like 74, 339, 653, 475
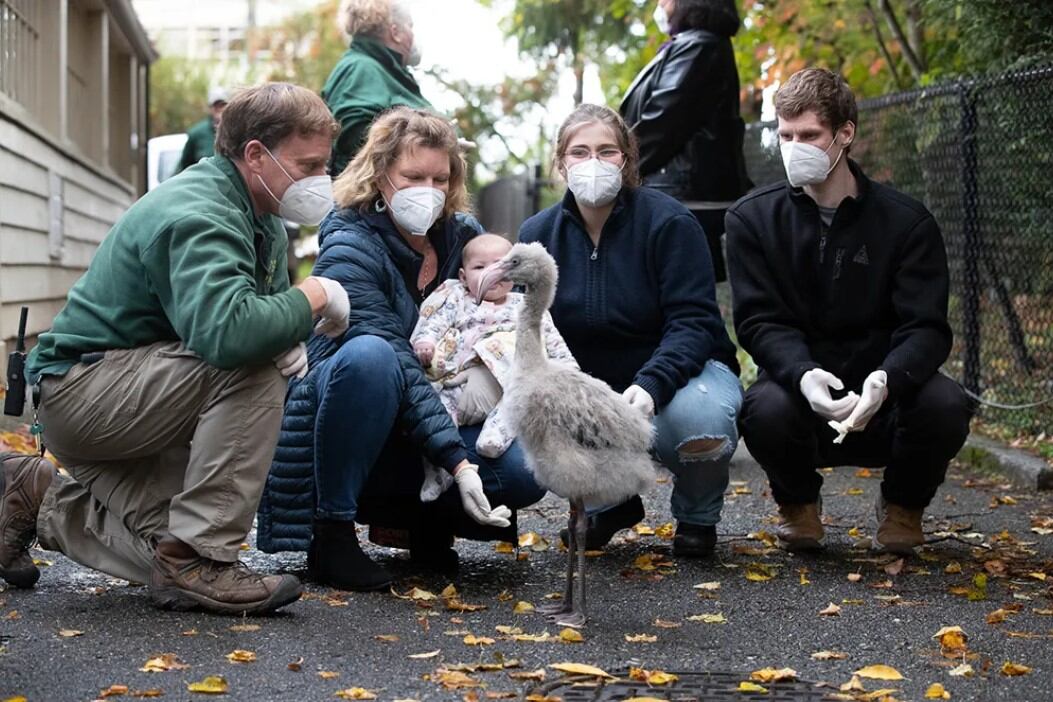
476, 242, 655, 627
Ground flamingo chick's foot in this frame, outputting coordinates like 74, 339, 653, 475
537, 601, 572, 618
554, 610, 586, 628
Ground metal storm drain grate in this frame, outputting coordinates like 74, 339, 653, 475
529, 670, 833, 701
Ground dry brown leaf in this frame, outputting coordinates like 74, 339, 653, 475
99, 684, 129, 698
225, 649, 256, 663
512, 632, 552, 643
463, 634, 495, 646
549, 662, 614, 678
625, 633, 658, 642
130, 689, 163, 698
335, 688, 378, 700
494, 542, 515, 554
408, 650, 441, 659
884, 559, 905, 576
513, 601, 535, 614
629, 667, 679, 685
186, 676, 229, 695
986, 609, 1011, 624
1000, 661, 1031, 676
655, 522, 675, 540
287, 657, 304, 672
933, 626, 967, 652
945, 562, 962, 574
750, 667, 798, 683
58, 629, 84, 638
495, 625, 522, 635
854, 664, 904, 680
228, 624, 260, 633
182, 629, 198, 636
693, 581, 720, 591
140, 654, 190, 673
745, 563, 776, 582
840, 675, 866, 692
948, 664, 974, 677
812, 651, 849, 660
507, 669, 546, 681
847, 573, 863, 583
687, 613, 726, 624
653, 618, 681, 629
434, 669, 481, 689
319, 671, 341, 679
819, 603, 842, 617
374, 634, 400, 642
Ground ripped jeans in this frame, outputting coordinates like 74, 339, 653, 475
652, 360, 743, 526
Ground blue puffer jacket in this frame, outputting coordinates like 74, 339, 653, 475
257, 206, 482, 553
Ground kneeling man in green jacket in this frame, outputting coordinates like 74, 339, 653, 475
1, 83, 349, 615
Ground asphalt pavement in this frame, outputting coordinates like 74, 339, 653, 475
2, 445, 1052, 702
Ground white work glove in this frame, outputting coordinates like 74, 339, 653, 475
310, 276, 350, 338
799, 368, 859, 421
273, 342, 308, 379
454, 464, 512, 528
622, 384, 655, 419
828, 370, 888, 443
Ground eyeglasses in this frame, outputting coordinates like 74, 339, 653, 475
564, 147, 624, 163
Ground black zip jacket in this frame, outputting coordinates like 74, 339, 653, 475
725, 160, 952, 400
519, 187, 739, 410
619, 28, 752, 202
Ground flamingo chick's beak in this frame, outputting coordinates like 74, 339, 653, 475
475, 260, 512, 304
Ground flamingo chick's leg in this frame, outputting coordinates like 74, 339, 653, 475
539, 500, 577, 619
556, 497, 588, 628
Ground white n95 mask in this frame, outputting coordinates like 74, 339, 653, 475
566, 158, 623, 208
258, 146, 333, 226
780, 137, 847, 188
386, 177, 446, 235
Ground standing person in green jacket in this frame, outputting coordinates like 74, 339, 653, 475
323, 0, 433, 176
175, 86, 229, 173
1, 83, 350, 616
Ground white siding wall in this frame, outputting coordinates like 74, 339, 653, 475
0, 116, 134, 375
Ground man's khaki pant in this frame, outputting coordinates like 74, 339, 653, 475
34, 342, 287, 584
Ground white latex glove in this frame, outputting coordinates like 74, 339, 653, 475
454, 464, 512, 527
310, 276, 350, 338
273, 342, 308, 379
828, 370, 888, 443
622, 384, 655, 419
799, 368, 859, 421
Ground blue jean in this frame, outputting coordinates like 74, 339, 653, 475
312, 335, 544, 522
652, 360, 743, 526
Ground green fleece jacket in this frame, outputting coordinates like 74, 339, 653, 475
176, 116, 216, 173
322, 35, 433, 176
27, 156, 314, 382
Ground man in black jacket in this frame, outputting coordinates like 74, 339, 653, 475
726, 68, 972, 555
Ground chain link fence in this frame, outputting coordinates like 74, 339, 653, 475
743, 64, 1053, 433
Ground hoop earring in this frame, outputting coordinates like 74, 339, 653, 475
374, 198, 387, 213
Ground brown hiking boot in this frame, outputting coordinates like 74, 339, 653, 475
0, 453, 57, 588
873, 497, 925, 555
150, 536, 302, 615
776, 500, 824, 551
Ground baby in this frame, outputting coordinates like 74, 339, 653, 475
412, 233, 576, 499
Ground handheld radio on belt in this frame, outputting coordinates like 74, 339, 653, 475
3, 306, 29, 417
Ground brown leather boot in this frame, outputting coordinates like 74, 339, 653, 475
776, 501, 824, 551
150, 536, 302, 614
0, 453, 57, 588
873, 497, 925, 555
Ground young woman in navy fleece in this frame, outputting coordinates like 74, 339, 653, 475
518, 103, 742, 557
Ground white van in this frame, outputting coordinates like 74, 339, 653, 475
147, 133, 188, 191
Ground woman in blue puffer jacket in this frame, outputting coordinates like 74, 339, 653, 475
257, 107, 545, 590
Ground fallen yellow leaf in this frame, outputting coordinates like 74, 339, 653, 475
846, 487, 865, 496
693, 581, 721, 591
319, 671, 341, 679
811, 651, 849, 660
374, 634, 400, 642
495, 542, 514, 554
513, 632, 552, 643
944, 562, 962, 574
335, 688, 378, 700
434, 669, 480, 689
549, 662, 614, 678
507, 669, 545, 681
854, 664, 904, 680
58, 629, 84, 637
140, 654, 189, 672
750, 667, 797, 683
948, 664, 974, 677
226, 649, 256, 663
98, 684, 129, 698
653, 618, 681, 629
737, 681, 768, 693
624, 633, 657, 642
408, 650, 440, 659
847, 573, 862, 583
1000, 661, 1031, 676
228, 624, 260, 633
186, 676, 229, 694
745, 563, 776, 582
130, 690, 163, 698
559, 628, 584, 643
495, 625, 522, 635
513, 601, 535, 614
840, 675, 866, 692
655, 523, 675, 540
819, 603, 842, 617
687, 613, 726, 624
629, 667, 678, 685
925, 682, 951, 699
933, 626, 967, 651
634, 524, 656, 536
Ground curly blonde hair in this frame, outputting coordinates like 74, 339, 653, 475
333, 107, 470, 218
338, 0, 410, 37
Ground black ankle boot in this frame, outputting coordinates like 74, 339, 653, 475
307, 519, 392, 591
409, 528, 459, 575
559, 495, 645, 550
672, 522, 717, 558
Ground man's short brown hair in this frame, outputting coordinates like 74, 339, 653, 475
215, 83, 339, 160
774, 68, 858, 130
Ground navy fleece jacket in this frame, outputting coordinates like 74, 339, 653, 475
519, 187, 739, 409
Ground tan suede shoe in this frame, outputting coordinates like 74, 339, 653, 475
873, 497, 925, 555
776, 500, 824, 551
0, 453, 57, 588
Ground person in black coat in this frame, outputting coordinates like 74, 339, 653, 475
619, 0, 752, 281
725, 68, 973, 556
